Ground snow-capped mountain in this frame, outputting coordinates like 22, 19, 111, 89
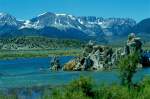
19, 12, 136, 36
0, 12, 140, 43
0, 12, 21, 27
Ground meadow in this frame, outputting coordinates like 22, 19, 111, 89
0, 49, 82, 59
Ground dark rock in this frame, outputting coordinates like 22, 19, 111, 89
50, 56, 61, 71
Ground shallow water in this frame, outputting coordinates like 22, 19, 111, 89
0, 57, 149, 89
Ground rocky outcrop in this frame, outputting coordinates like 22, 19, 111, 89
63, 41, 115, 71
49, 33, 144, 71
63, 59, 77, 71
125, 33, 142, 55
49, 56, 61, 71
63, 33, 144, 71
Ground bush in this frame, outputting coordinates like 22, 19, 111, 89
96, 84, 131, 99
44, 76, 149, 99
43, 76, 94, 99
137, 77, 150, 99
117, 52, 140, 87
68, 76, 95, 97
2, 76, 150, 99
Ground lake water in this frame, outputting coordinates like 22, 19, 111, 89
0, 56, 150, 89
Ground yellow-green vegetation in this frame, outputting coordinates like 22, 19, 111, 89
143, 46, 150, 50
0, 36, 83, 50
0, 49, 82, 59
0, 96, 17, 99
0, 37, 150, 98
117, 52, 140, 87
0, 36, 84, 59
0, 93, 17, 99
42, 76, 150, 99
1, 76, 150, 99
42, 50, 150, 99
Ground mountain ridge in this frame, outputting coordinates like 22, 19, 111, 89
0, 12, 149, 44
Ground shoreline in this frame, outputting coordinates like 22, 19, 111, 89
0, 49, 81, 60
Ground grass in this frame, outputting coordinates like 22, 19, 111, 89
0, 49, 82, 59
1, 76, 150, 99
0, 45, 149, 60
0, 95, 17, 99
43, 76, 150, 99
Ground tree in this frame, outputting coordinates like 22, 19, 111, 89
117, 52, 140, 88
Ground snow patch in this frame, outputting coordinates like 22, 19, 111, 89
0, 13, 3, 16
98, 22, 103, 25
77, 26, 82, 30
0, 13, 7, 18
32, 20, 41, 29
24, 20, 31, 25
68, 15, 76, 20
88, 22, 97, 24
18, 19, 25, 22
78, 19, 84, 24
56, 13, 67, 16
20, 20, 42, 29
20, 20, 32, 29
38, 12, 47, 17
54, 19, 57, 24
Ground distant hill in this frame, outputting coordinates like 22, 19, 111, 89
130, 18, 150, 45
133, 18, 150, 34
0, 36, 83, 50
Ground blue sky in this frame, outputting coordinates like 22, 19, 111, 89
0, 0, 149, 21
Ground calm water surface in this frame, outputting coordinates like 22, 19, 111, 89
0, 56, 149, 89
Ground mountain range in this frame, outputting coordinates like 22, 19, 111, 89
0, 12, 149, 44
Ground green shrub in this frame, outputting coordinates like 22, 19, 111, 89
43, 76, 94, 99
68, 76, 95, 97
117, 52, 140, 87
2, 76, 150, 99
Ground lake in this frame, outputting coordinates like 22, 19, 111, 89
0, 56, 150, 89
